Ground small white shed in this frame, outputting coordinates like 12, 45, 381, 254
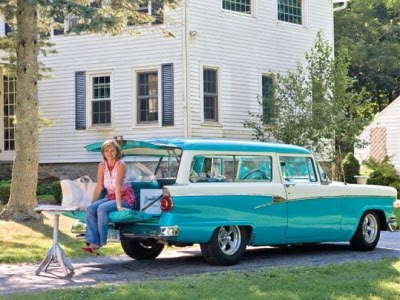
355, 96, 400, 173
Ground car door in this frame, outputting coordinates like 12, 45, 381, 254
279, 155, 342, 242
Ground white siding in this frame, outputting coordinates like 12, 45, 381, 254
355, 96, 400, 173
1, 1, 336, 163
0, 22, 5, 36
38, 6, 185, 163
187, 0, 334, 138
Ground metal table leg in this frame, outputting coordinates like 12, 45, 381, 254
35, 213, 74, 276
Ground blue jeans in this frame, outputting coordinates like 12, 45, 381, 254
85, 198, 131, 246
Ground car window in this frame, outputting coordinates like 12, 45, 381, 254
236, 156, 272, 182
317, 162, 330, 183
279, 156, 317, 183
190, 156, 234, 183
189, 155, 272, 183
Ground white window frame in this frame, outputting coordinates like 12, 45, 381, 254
276, 0, 308, 28
0, 71, 16, 160
132, 66, 162, 127
221, 0, 256, 17
200, 65, 222, 125
86, 71, 114, 129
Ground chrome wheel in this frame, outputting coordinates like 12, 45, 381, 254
217, 226, 241, 255
362, 213, 378, 244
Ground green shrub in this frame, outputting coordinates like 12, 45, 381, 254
51, 181, 62, 204
343, 152, 360, 184
362, 157, 400, 192
0, 181, 11, 205
36, 183, 53, 196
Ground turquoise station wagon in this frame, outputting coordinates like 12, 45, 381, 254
66, 138, 399, 266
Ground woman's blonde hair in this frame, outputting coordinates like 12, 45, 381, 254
101, 139, 122, 161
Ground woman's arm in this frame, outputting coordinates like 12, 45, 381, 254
115, 161, 127, 211
92, 163, 105, 202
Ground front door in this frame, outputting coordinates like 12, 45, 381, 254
279, 156, 341, 242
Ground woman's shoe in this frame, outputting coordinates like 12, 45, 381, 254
81, 247, 99, 255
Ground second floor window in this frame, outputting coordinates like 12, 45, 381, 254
277, 0, 303, 25
222, 0, 251, 14
138, 72, 158, 123
128, 0, 164, 25
203, 68, 218, 122
91, 76, 111, 125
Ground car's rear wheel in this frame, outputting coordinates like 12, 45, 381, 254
121, 239, 164, 260
200, 225, 248, 266
350, 211, 380, 251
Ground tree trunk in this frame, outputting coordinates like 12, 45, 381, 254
0, 0, 40, 221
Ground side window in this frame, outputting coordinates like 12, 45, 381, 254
317, 162, 330, 183
190, 156, 234, 183
236, 156, 272, 182
189, 155, 272, 183
279, 156, 317, 183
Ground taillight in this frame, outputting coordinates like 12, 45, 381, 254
160, 189, 173, 212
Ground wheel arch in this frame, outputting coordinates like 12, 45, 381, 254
369, 209, 388, 231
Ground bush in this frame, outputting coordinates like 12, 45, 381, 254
36, 183, 52, 196
343, 152, 360, 184
51, 181, 62, 204
0, 181, 11, 205
362, 157, 400, 192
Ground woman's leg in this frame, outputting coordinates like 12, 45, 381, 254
85, 198, 109, 246
97, 200, 131, 246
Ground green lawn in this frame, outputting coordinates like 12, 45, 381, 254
0, 209, 124, 264
4, 259, 400, 300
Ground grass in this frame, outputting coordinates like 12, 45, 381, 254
0, 209, 124, 264
3, 259, 400, 300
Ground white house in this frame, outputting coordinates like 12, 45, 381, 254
355, 95, 400, 174
0, 0, 350, 177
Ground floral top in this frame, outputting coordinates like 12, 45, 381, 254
103, 160, 135, 207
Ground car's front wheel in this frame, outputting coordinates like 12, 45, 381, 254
121, 239, 164, 260
350, 211, 380, 251
200, 225, 248, 266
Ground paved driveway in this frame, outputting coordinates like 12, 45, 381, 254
1, 231, 400, 296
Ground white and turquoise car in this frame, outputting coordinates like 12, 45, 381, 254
66, 138, 399, 266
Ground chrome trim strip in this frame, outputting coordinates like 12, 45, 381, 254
255, 196, 288, 209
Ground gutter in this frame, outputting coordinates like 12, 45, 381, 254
333, 0, 350, 12
183, 0, 191, 137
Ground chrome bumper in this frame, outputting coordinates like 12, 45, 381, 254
71, 222, 179, 239
388, 216, 399, 232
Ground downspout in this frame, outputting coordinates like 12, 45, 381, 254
333, 0, 350, 12
183, 0, 191, 137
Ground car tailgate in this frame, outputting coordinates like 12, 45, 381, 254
63, 209, 155, 223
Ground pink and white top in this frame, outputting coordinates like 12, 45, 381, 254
103, 160, 135, 207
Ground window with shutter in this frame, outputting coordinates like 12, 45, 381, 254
203, 68, 218, 122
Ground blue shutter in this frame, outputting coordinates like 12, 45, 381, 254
162, 63, 174, 126
75, 71, 86, 130
5, 23, 12, 35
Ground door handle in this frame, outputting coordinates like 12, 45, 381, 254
284, 182, 296, 188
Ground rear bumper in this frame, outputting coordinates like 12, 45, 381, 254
72, 222, 179, 240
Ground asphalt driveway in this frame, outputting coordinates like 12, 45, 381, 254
1, 231, 400, 296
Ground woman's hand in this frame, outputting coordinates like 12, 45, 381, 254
117, 205, 126, 211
